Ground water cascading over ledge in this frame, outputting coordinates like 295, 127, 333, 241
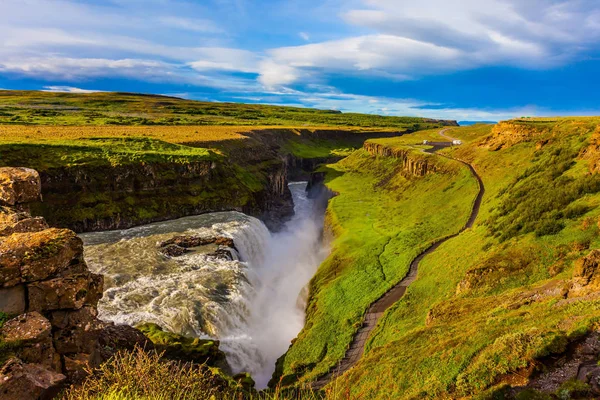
80, 182, 330, 388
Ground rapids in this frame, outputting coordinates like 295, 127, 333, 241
80, 182, 328, 388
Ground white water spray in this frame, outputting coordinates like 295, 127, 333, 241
81, 182, 328, 388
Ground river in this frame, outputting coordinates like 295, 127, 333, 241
80, 182, 328, 388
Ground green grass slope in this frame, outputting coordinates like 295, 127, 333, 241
273, 128, 480, 385
0, 90, 455, 128
304, 120, 600, 399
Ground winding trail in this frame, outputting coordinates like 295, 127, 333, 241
311, 128, 485, 389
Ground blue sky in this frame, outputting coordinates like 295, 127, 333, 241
2, 0, 600, 121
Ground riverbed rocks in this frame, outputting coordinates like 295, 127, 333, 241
158, 234, 237, 260
0, 167, 110, 396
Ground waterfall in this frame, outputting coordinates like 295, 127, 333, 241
81, 182, 328, 389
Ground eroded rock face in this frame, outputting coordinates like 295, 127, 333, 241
363, 141, 439, 177
574, 249, 600, 288
0, 167, 42, 207
480, 122, 549, 151
568, 249, 600, 297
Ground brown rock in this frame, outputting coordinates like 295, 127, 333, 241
63, 352, 100, 383
159, 235, 235, 250
28, 272, 104, 312
0, 167, 42, 206
0, 217, 49, 237
0, 285, 26, 315
0, 228, 83, 287
50, 306, 105, 354
1, 312, 58, 369
574, 249, 600, 288
160, 244, 188, 257
1, 312, 51, 344
0, 358, 66, 400
98, 324, 153, 361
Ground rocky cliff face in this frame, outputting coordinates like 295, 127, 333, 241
480, 122, 549, 151
27, 158, 293, 233
580, 126, 600, 174
363, 141, 439, 177
0, 167, 107, 399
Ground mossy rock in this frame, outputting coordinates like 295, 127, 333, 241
233, 372, 255, 391
136, 323, 226, 366
515, 389, 553, 400
555, 379, 591, 399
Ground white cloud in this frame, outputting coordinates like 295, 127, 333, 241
42, 86, 105, 93
299, 32, 310, 41
158, 16, 222, 33
0, 57, 170, 80
258, 60, 302, 88
188, 48, 261, 73
256, 0, 600, 87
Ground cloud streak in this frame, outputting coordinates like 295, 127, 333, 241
1, 0, 600, 119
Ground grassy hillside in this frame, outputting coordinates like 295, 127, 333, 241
273, 128, 480, 385
284, 119, 600, 399
0, 90, 453, 128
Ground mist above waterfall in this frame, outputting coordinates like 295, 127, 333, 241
242, 182, 329, 387
80, 182, 329, 389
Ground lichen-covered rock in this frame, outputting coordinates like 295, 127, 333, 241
0, 285, 26, 315
1, 312, 59, 370
0, 358, 65, 400
50, 306, 105, 354
0, 167, 42, 207
28, 272, 103, 312
0, 228, 83, 287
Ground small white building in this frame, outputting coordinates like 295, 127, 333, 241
452, 140, 462, 145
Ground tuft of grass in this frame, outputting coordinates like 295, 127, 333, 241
60, 347, 337, 400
